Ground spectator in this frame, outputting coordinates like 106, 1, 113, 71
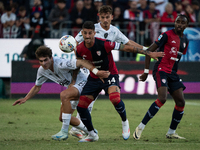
1, 5, 18, 38
70, 0, 87, 36
83, 0, 97, 23
31, 0, 43, 16
181, 0, 191, 9
124, 0, 143, 41
161, 2, 177, 28
191, 0, 200, 26
143, 0, 160, 42
10, 2, 18, 15
182, 4, 196, 23
41, 0, 54, 19
93, 0, 103, 22
16, 6, 30, 38
112, 6, 124, 30
111, 0, 129, 12
175, 1, 183, 14
48, 0, 69, 38
0, 1, 4, 38
154, 0, 168, 16
138, 0, 149, 11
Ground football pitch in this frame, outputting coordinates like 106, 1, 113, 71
0, 98, 200, 150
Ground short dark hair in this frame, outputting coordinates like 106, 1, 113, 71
177, 14, 190, 24
98, 5, 113, 15
35, 46, 52, 59
82, 21, 95, 30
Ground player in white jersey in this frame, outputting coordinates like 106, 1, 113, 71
70, 5, 148, 140
12, 45, 110, 141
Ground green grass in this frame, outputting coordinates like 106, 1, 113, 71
0, 99, 200, 150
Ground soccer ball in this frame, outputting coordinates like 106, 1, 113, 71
59, 35, 77, 53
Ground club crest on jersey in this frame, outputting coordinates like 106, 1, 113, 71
104, 33, 108, 38
162, 79, 166, 84
96, 51, 101, 56
183, 43, 186, 48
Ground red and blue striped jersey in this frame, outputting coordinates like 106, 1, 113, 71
154, 29, 189, 74
76, 37, 120, 78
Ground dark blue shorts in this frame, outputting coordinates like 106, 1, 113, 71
81, 74, 120, 99
153, 71, 186, 95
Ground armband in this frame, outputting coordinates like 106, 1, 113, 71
144, 69, 149, 74
91, 68, 99, 75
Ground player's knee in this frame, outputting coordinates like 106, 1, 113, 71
176, 99, 185, 107
60, 91, 70, 102
77, 95, 93, 108
109, 92, 121, 106
157, 97, 167, 104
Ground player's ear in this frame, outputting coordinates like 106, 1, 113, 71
111, 15, 113, 20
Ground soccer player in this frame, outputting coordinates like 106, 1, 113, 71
133, 14, 189, 140
12, 45, 110, 141
70, 5, 150, 138
75, 21, 164, 142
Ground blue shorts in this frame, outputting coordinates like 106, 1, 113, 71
153, 71, 186, 95
81, 74, 120, 99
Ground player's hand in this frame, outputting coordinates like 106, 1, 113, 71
12, 98, 27, 106
96, 70, 110, 83
139, 73, 148, 81
148, 51, 165, 61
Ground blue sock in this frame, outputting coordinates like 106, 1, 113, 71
142, 100, 163, 125
170, 108, 184, 130
77, 106, 94, 131
114, 100, 127, 121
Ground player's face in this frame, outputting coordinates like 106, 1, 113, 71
38, 56, 52, 70
81, 28, 96, 45
174, 16, 188, 34
99, 12, 113, 30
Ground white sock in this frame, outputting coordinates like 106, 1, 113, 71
61, 113, 71, 132
167, 128, 175, 134
74, 120, 88, 134
138, 122, 145, 130
88, 130, 97, 136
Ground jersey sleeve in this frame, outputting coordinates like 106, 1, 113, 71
35, 67, 48, 86
155, 32, 168, 48
104, 41, 121, 53
115, 28, 129, 44
75, 31, 84, 43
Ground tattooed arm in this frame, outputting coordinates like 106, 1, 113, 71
118, 44, 164, 60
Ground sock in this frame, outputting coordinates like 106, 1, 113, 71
169, 105, 184, 130
138, 122, 146, 130
77, 106, 94, 131
142, 99, 163, 125
74, 120, 88, 134
167, 128, 176, 134
62, 113, 71, 132
114, 100, 127, 121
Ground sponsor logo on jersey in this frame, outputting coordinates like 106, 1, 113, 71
96, 51, 101, 56
172, 40, 176, 43
66, 61, 72, 67
83, 55, 87, 58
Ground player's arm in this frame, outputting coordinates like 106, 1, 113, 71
118, 44, 164, 60
139, 43, 159, 81
125, 40, 147, 50
76, 59, 110, 79
12, 85, 42, 106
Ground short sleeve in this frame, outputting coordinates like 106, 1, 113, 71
155, 32, 168, 48
75, 31, 84, 44
35, 67, 48, 86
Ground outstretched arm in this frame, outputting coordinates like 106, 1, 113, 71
140, 43, 159, 81
118, 44, 164, 60
76, 59, 110, 79
12, 85, 42, 106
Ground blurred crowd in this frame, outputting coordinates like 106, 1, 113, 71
0, 0, 199, 39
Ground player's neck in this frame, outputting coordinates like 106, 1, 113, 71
100, 23, 110, 31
